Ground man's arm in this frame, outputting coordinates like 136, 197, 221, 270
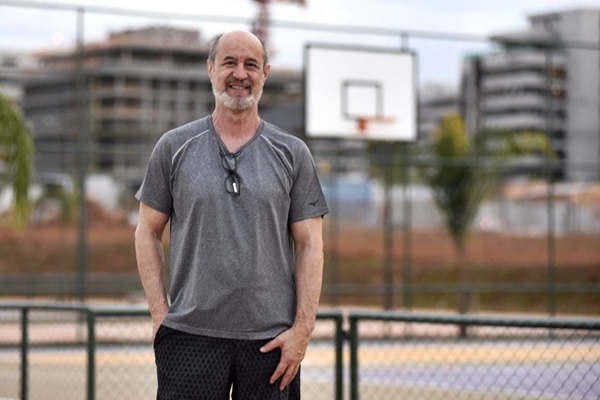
260, 216, 324, 390
134, 202, 171, 340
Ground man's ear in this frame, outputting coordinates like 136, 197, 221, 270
207, 59, 214, 79
263, 63, 271, 80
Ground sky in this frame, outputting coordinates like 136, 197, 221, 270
1, 0, 600, 86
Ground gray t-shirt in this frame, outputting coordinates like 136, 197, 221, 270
136, 116, 329, 340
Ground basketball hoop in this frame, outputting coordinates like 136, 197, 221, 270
356, 116, 396, 135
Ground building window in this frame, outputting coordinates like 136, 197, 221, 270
550, 84, 564, 98
1, 56, 17, 67
549, 67, 565, 78
97, 77, 114, 87
125, 78, 140, 88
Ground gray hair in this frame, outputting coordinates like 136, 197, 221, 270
208, 32, 269, 68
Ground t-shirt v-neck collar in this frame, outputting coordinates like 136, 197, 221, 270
208, 116, 264, 156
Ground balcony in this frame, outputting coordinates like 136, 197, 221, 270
482, 114, 564, 131
482, 93, 563, 112
90, 86, 143, 98
91, 106, 144, 120
483, 51, 566, 71
482, 72, 547, 92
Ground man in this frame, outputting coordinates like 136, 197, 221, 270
135, 30, 329, 399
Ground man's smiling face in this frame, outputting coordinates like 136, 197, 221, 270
208, 31, 270, 113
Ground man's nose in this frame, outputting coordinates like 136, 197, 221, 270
233, 63, 247, 80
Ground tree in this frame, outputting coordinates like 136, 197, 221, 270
420, 113, 553, 261
420, 114, 487, 261
0, 91, 34, 226
420, 113, 553, 326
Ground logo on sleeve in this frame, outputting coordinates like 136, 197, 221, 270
309, 199, 319, 207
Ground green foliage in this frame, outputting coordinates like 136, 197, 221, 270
420, 114, 489, 257
473, 129, 554, 158
432, 114, 471, 157
0, 91, 34, 226
420, 113, 553, 258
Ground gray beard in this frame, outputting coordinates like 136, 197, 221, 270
212, 83, 263, 112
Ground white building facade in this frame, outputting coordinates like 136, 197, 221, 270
462, 9, 600, 181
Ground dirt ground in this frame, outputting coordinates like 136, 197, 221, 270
1, 223, 599, 274
324, 226, 600, 269
1, 221, 599, 314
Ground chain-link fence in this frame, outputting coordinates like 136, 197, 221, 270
0, 2, 599, 316
0, 306, 88, 400
0, 303, 344, 400
348, 311, 600, 400
315, 151, 600, 315
1, 303, 599, 400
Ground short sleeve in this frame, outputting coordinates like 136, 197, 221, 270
135, 134, 173, 216
288, 142, 329, 223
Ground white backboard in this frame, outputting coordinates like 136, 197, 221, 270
305, 44, 416, 141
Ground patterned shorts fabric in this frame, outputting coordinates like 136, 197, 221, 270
154, 325, 301, 400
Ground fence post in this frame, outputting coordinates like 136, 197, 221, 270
75, 6, 89, 302
459, 289, 470, 338
349, 315, 359, 400
383, 154, 394, 310
20, 308, 29, 400
401, 144, 413, 311
545, 45, 557, 318
86, 310, 96, 400
334, 313, 344, 400
329, 140, 341, 306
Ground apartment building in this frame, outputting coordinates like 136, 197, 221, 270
0, 50, 37, 103
23, 26, 303, 184
418, 83, 460, 140
462, 9, 600, 180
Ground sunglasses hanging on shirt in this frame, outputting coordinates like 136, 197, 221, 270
221, 152, 240, 196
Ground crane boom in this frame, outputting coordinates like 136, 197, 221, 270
252, 0, 306, 46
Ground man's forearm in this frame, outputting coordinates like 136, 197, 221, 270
135, 229, 169, 320
292, 240, 324, 336
259, 217, 324, 389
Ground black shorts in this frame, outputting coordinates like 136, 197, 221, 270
154, 325, 301, 400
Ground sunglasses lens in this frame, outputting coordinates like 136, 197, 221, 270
222, 154, 236, 171
225, 173, 240, 195
221, 153, 240, 195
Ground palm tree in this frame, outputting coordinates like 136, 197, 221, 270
0, 90, 34, 226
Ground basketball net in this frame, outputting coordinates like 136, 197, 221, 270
356, 116, 396, 135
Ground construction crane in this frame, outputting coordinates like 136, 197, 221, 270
252, 0, 306, 47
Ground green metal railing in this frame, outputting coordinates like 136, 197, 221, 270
348, 310, 600, 400
0, 303, 344, 400
2, 302, 600, 400
9, 303, 150, 400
